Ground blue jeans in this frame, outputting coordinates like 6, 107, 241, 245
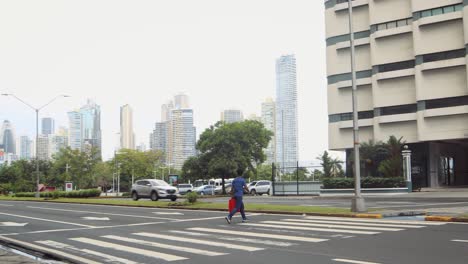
228, 195, 246, 219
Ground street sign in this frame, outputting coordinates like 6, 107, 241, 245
65, 182, 73, 192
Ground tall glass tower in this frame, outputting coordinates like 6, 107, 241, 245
275, 54, 298, 171
80, 99, 102, 158
1, 120, 16, 154
261, 98, 276, 165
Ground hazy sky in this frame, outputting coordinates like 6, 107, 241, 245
0, 0, 339, 162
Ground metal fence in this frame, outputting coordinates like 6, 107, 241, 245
271, 162, 323, 196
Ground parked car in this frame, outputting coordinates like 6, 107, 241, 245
248, 180, 271, 195
177, 184, 194, 195
215, 183, 232, 195
244, 181, 258, 194
131, 179, 179, 201
196, 185, 216, 195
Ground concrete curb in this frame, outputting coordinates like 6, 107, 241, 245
425, 215, 468, 222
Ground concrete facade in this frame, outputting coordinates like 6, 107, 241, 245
325, 0, 468, 187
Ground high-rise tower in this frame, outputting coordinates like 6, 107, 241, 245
120, 104, 135, 150
275, 54, 299, 170
262, 98, 276, 164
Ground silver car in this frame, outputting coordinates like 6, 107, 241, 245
131, 179, 179, 201
248, 180, 272, 195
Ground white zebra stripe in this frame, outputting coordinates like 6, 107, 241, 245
261, 221, 403, 232
239, 223, 380, 235
169, 230, 296, 247
70, 237, 187, 262
187, 227, 328, 243
282, 219, 425, 228
36, 240, 139, 264
134, 232, 264, 252
103, 235, 227, 256
304, 216, 446, 225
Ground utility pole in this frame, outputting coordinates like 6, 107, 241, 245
348, 0, 366, 212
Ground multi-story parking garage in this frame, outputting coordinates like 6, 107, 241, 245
325, 0, 468, 187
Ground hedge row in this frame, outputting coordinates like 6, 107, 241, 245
322, 177, 406, 189
15, 189, 101, 198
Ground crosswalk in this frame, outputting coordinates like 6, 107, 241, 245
28, 216, 447, 263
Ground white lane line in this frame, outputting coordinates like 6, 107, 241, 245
27, 206, 177, 221
239, 223, 380, 235
169, 230, 296, 247
0, 212, 95, 228
188, 227, 328, 243
283, 219, 425, 228
81, 217, 110, 221
0, 235, 100, 264
304, 216, 446, 225
262, 221, 403, 232
70, 237, 187, 262
153, 212, 184, 215
0, 204, 13, 207
104, 235, 227, 256
452, 240, 468, 243
0, 222, 28, 227
36, 240, 139, 264
134, 232, 264, 252
333, 258, 381, 264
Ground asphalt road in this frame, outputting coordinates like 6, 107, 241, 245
1, 200, 468, 264
200, 195, 468, 211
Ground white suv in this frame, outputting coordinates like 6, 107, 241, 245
248, 180, 271, 195
131, 179, 179, 201
177, 184, 193, 195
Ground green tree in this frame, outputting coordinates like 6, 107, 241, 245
193, 120, 272, 194
112, 149, 165, 191
378, 136, 405, 177
51, 147, 100, 190
317, 151, 344, 178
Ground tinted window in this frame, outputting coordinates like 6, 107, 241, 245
153, 180, 169, 186
380, 104, 417, 116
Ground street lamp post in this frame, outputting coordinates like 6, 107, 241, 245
2, 93, 69, 198
347, 0, 366, 212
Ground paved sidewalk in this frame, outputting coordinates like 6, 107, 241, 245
0, 246, 64, 264
0, 246, 39, 264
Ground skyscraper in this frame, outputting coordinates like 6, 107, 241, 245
221, 109, 244, 123
67, 111, 82, 151
170, 108, 196, 169
36, 135, 49, 160
275, 54, 299, 170
41, 118, 55, 135
152, 94, 196, 169
1, 120, 16, 154
174, 93, 190, 109
150, 122, 168, 160
19, 136, 33, 160
261, 98, 276, 164
80, 99, 102, 157
120, 104, 135, 150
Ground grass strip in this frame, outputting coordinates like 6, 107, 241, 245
0, 196, 352, 215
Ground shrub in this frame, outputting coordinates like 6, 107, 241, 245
186, 192, 198, 204
13, 189, 102, 198
322, 177, 405, 189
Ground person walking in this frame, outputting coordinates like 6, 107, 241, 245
225, 170, 249, 224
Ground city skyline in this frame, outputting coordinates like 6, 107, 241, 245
0, 0, 334, 163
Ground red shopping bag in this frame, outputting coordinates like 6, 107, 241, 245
228, 197, 239, 212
